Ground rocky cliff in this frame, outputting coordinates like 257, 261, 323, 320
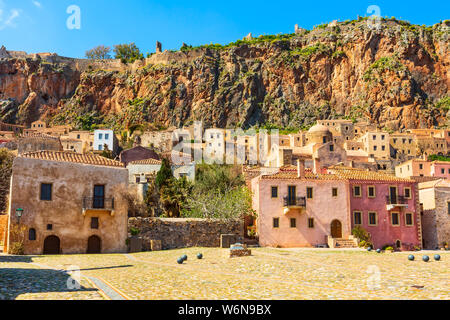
1, 18, 449, 131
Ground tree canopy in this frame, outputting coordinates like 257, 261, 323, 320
85, 45, 112, 60
113, 43, 144, 64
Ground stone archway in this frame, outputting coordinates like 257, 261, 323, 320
43, 235, 60, 255
330, 220, 343, 239
87, 235, 101, 254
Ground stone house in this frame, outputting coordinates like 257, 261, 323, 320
328, 166, 421, 251
390, 133, 417, 160
60, 131, 94, 153
17, 132, 63, 155
5, 151, 128, 255
119, 146, 160, 167
419, 179, 450, 249
138, 130, 174, 153
395, 159, 450, 179
358, 132, 390, 160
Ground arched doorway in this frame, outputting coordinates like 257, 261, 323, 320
43, 236, 60, 255
87, 235, 101, 254
330, 220, 342, 238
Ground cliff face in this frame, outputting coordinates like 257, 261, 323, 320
1, 19, 449, 131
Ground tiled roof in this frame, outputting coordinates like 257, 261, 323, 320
20, 151, 124, 168
328, 166, 414, 182
260, 166, 342, 181
129, 158, 162, 165
20, 132, 60, 140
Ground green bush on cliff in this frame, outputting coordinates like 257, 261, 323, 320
363, 56, 407, 82
114, 43, 144, 64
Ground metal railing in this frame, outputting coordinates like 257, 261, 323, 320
283, 196, 307, 207
386, 195, 407, 205
82, 197, 115, 210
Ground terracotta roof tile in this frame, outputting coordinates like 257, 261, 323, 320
328, 166, 414, 182
20, 151, 124, 168
129, 158, 162, 165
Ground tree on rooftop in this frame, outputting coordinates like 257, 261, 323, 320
85, 45, 112, 60
113, 43, 144, 64
155, 158, 173, 189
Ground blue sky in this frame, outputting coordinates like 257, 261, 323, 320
0, 0, 448, 58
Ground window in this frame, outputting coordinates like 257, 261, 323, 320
290, 218, 297, 228
308, 218, 314, 228
373, 135, 376, 140
353, 186, 362, 197
368, 212, 377, 226
354, 211, 362, 225
448, 202, 450, 215
332, 188, 338, 197
136, 176, 141, 183
98, 144, 103, 150
395, 240, 402, 249
323, 136, 327, 144
99, 133, 103, 139
441, 169, 445, 175
29, 228, 36, 241
91, 217, 99, 229
329, 144, 334, 152
93, 185, 105, 209
77, 134, 81, 139
47, 224, 53, 231
404, 187, 412, 199
368, 186, 376, 198
273, 218, 280, 228
271, 186, 278, 198
40, 183, 52, 201
391, 212, 400, 226
105, 134, 109, 140
405, 213, 414, 226
382, 146, 385, 151
306, 187, 313, 199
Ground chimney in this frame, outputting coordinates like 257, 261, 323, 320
313, 157, 320, 174
297, 159, 305, 178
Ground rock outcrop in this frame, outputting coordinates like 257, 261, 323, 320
0, 19, 448, 130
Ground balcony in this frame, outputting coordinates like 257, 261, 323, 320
283, 196, 306, 214
386, 196, 409, 211
82, 197, 115, 216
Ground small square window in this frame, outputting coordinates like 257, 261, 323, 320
308, 218, 314, 228
332, 188, 338, 197
404, 188, 412, 199
353, 186, 362, 197
273, 218, 280, 229
405, 213, 413, 226
40, 183, 52, 201
47, 224, 53, 231
368, 212, 377, 226
368, 186, 376, 198
391, 213, 400, 226
306, 187, 313, 199
354, 212, 362, 225
91, 217, 99, 229
271, 186, 278, 198
290, 218, 297, 228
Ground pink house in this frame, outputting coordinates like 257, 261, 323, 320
396, 159, 450, 179
328, 167, 421, 251
251, 164, 356, 248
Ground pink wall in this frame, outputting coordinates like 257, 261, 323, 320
431, 163, 450, 179
254, 178, 351, 248
348, 181, 420, 251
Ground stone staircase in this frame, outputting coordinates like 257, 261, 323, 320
327, 236, 359, 249
334, 238, 358, 248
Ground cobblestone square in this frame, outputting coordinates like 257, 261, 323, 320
1, 248, 448, 300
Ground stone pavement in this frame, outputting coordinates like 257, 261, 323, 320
0, 248, 449, 300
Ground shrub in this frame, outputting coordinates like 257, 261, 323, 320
130, 227, 140, 236
9, 242, 24, 255
352, 226, 371, 243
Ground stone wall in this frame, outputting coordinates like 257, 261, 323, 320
0, 215, 8, 249
128, 218, 244, 251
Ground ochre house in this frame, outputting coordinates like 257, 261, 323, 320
6, 151, 128, 255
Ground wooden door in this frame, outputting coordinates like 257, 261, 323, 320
87, 236, 101, 254
288, 186, 296, 205
93, 185, 105, 209
330, 220, 342, 239
43, 236, 60, 255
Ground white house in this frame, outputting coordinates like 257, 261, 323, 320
94, 129, 117, 154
